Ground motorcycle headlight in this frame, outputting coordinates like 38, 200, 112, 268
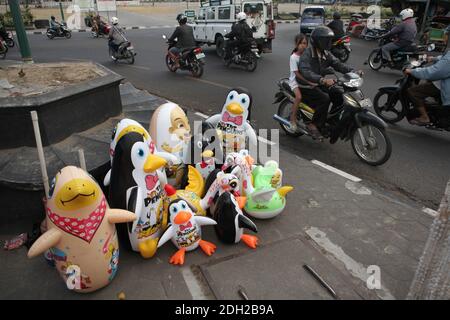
344, 78, 363, 88
343, 94, 359, 108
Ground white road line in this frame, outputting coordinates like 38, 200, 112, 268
194, 112, 209, 119
186, 76, 233, 89
422, 207, 439, 218
305, 227, 396, 300
311, 160, 362, 182
181, 266, 213, 300
258, 136, 276, 146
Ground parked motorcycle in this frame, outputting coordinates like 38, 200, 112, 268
46, 23, 71, 39
109, 40, 136, 64
92, 22, 111, 38
331, 35, 351, 62
162, 35, 205, 78
0, 38, 7, 59
366, 37, 432, 71
223, 37, 259, 72
273, 73, 392, 166
373, 57, 450, 132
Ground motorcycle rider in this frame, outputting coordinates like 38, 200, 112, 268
327, 12, 345, 42
381, 8, 417, 67
224, 12, 254, 61
404, 52, 450, 125
168, 14, 196, 69
108, 17, 125, 60
50, 16, 62, 36
298, 26, 357, 140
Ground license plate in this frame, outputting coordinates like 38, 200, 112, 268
344, 43, 351, 47
359, 98, 372, 108
127, 46, 134, 50
195, 53, 205, 59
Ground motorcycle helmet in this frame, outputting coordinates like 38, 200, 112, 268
176, 13, 187, 24
333, 12, 341, 20
399, 8, 414, 21
310, 26, 335, 52
111, 17, 119, 25
51, 16, 55, 20
237, 12, 247, 22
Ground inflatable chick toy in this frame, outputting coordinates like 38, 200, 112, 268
206, 88, 257, 152
27, 166, 136, 293
157, 198, 217, 265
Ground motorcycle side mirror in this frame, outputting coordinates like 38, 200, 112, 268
427, 43, 436, 52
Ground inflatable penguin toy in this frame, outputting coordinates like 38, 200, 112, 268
157, 198, 217, 265
27, 166, 136, 293
206, 88, 257, 153
108, 131, 168, 259
212, 172, 259, 249
150, 103, 192, 187
104, 118, 178, 187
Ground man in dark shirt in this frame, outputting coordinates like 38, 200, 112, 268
168, 14, 196, 68
327, 12, 345, 42
224, 12, 254, 60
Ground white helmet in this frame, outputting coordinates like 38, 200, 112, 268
111, 17, 119, 25
399, 8, 414, 21
237, 12, 247, 22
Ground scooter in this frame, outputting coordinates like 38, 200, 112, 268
223, 37, 259, 72
1, 31, 15, 47
331, 35, 351, 62
273, 73, 392, 166
109, 40, 136, 64
46, 23, 72, 39
162, 35, 205, 78
373, 57, 450, 132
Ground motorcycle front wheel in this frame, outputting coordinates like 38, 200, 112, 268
125, 50, 135, 64
190, 60, 204, 78
373, 91, 405, 123
339, 49, 350, 62
351, 124, 391, 166
65, 31, 72, 39
277, 99, 304, 137
245, 52, 257, 72
6, 38, 14, 47
368, 50, 383, 71
165, 54, 177, 72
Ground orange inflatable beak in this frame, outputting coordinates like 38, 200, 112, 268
174, 211, 192, 225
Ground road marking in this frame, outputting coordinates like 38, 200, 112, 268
194, 112, 209, 119
386, 127, 415, 138
305, 227, 396, 300
258, 136, 276, 146
311, 160, 362, 182
127, 65, 151, 71
422, 207, 439, 218
62, 58, 88, 62
186, 76, 232, 90
345, 180, 372, 195
181, 266, 214, 300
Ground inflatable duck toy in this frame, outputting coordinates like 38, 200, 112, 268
223, 152, 293, 219
27, 166, 136, 293
157, 198, 217, 265
206, 88, 257, 152
149, 103, 192, 187
108, 131, 168, 259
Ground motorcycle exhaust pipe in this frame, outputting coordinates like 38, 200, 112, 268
273, 114, 309, 135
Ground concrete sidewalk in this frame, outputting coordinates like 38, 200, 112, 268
0, 84, 433, 300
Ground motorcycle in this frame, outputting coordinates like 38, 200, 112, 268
1, 31, 15, 47
331, 36, 351, 63
162, 35, 205, 78
0, 38, 7, 59
373, 57, 450, 132
223, 37, 259, 72
92, 22, 111, 38
273, 72, 392, 166
109, 40, 136, 64
366, 37, 431, 71
46, 23, 72, 39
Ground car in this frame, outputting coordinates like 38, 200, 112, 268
300, 6, 326, 35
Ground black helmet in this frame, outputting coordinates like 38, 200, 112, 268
333, 12, 341, 20
176, 13, 187, 24
51, 16, 55, 20
310, 26, 335, 52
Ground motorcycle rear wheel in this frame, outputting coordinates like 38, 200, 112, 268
191, 60, 204, 78
0, 46, 7, 59
125, 50, 135, 64
368, 50, 382, 71
46, 31, 55, 40
245, 53, 257, 72
351, 124, 391, 166
277, 99, 304, 137
6, 38, 14, 47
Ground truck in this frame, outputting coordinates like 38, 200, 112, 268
187, 0, 276, 57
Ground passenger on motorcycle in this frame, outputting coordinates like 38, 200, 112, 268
288, 33, 317, 131
92, 14, 104, 34
224, 12, 254, 61
381, 8, 417, 66
50, 16, 62, 35
298, 26, 357, 140
404, 51, 450, 125
168, 14, 196, 68
108, 17, 125, 60
327, 12, 345, 42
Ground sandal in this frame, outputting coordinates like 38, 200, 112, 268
306, 125, 324, 141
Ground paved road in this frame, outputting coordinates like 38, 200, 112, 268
6, 24, 450, 208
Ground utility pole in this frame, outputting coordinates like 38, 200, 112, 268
8, 0, 33, 62
420, 0, 432, 36
59, 2, 65, 22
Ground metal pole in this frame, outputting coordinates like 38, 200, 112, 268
420, 0, 432, 36
31, 111, 50, 199
59, 2, 65, 22
8, 0, 32, 62
78, 149, 87, 172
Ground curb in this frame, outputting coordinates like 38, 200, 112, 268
26, 25, 177, 35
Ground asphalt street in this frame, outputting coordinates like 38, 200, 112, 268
5, 24, 450, 208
